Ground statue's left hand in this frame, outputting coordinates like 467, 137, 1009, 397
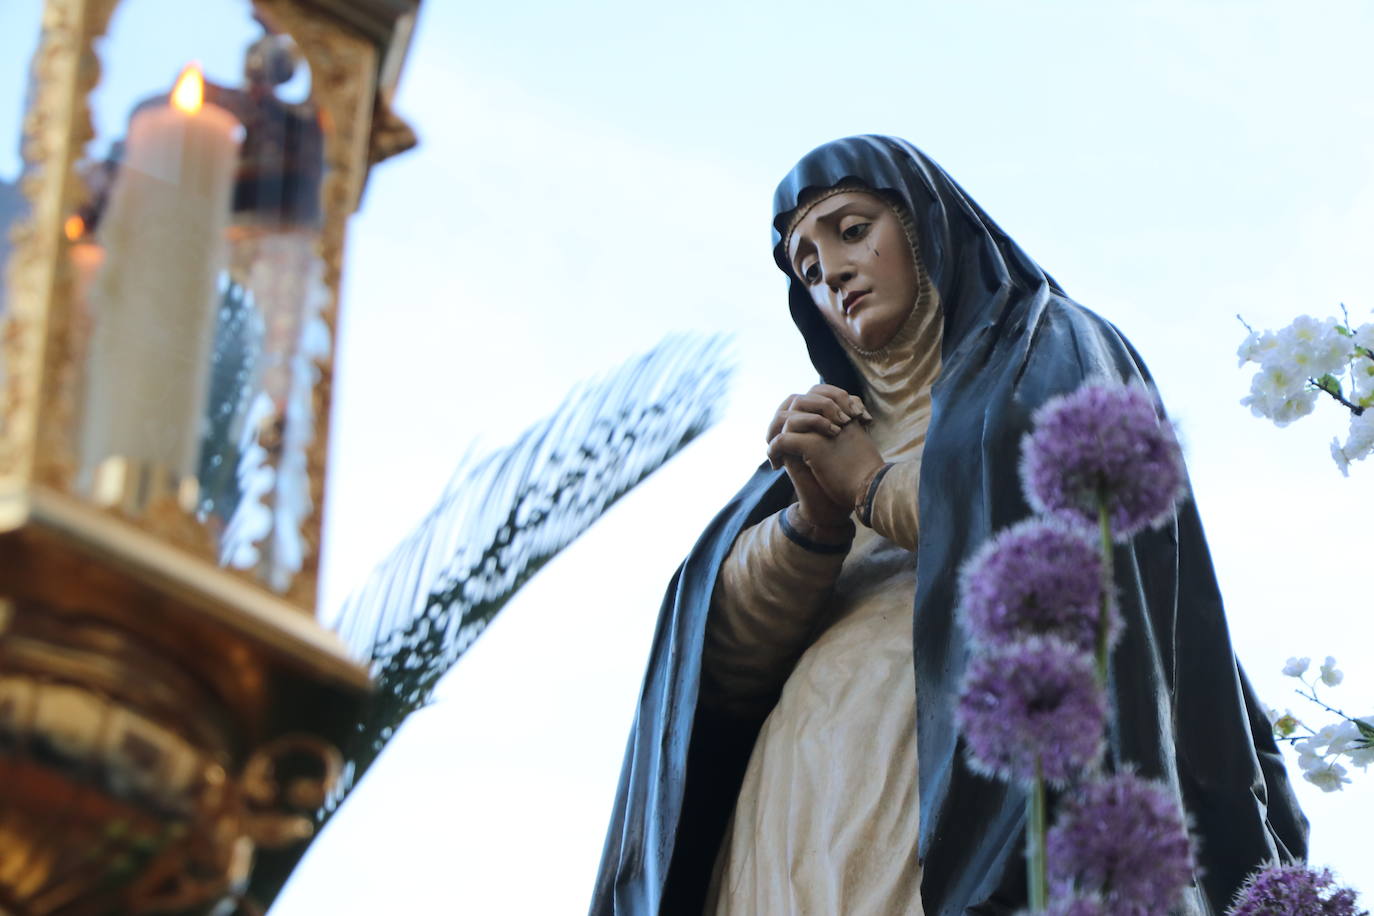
767, 419, 886, 510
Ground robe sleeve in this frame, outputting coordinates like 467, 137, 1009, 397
700, 507, 849, 718
866, 458, 920, 551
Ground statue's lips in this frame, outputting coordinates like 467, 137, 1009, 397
844, 290, 871, 314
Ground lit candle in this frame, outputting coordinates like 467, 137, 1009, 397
64, 215, 105, 312
81, 64, 242, 494
65, 216, 105, 409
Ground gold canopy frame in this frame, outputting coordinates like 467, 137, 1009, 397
0, 0, 419, 912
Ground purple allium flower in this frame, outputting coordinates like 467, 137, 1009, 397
956, 636, 1105, 786
1046, 772, 1195, 916
1042, 895, 1109, 916
958, 515, 1118, 653
1020, 382, 1186, 540
1228, 864, 1367, 916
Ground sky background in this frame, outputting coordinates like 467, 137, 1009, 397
2, 1, 1372, 913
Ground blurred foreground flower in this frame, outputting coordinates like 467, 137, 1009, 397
1227, 864, 1366, 916
958, 515, 1115, 654
1020, 382, 1185, 539
1019, 895, 1108, 916
1046, 772, 1195, 916
961, 378, 1193, 912
956, 636, 1105, 787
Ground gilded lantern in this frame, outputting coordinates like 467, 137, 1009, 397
0, 1, 417, 912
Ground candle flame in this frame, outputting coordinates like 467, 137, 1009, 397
171, 64, 205, 115
64, 215, 85, 242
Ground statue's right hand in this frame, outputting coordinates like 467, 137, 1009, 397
765, 385, 866, 461
767, 385, 864, 529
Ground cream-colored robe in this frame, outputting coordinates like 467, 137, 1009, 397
701, 290, 942, 916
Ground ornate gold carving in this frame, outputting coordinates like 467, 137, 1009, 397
368, 89, 418, 167
1, 0, 121, 486
123, 735, 342, 914
90, 457, 217, 557
239, 734, 342, 840
0, 607, 350, 914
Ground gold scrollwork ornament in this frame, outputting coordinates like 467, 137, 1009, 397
123, 736, 342, 915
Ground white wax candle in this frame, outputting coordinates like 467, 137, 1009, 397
67, 237, 104, 396
68, 239, 104, 309
82, 66, 242, 488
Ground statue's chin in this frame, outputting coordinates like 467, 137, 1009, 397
847, 314, 904, 352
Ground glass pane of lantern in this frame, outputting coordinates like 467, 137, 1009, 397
75, 0, 331, 595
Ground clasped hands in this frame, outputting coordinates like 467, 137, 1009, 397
766, 384, 887, 530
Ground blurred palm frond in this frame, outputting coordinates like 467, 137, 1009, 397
333, 332, 731, 803
250, 334, 731, 906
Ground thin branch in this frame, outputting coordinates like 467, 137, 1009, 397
1309, 376, 1366, 416
1294, 685, 1362, 724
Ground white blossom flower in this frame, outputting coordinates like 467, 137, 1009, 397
1276, 316, 1351, 377
1267, 390, 1320, 427
1353, 322, 1374, 354
1283, 656, 1311, 677
1347, 720, 1374, 768
1252, 361, 1306, 403
1241, 386, 1318, 427
1237, 329, 1279, 367
1332, 438, 1352, 476
1353, 361, 1374, 403
1350, 410, 1374, 446
1294, 732, 1327, 757
1241, 313, 1374, 465
1241, 358, 1319, 426
1303, 761, 1352, 792
1311, 331, 1354, 377
1332, 410, 1374, 475
1268, 707, 1299, 737
1325, 720, 1360, 756
1319, 656, 1344, 687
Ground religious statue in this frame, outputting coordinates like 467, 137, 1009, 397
591, 136, 1308, 915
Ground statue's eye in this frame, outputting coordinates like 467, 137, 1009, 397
841, 222, 870, 242
802, 262, 820, 283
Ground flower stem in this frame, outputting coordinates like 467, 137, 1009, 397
1096, 496, 1113, 686
1028, 757, 1048, 911
1311, 374, 1366, 416
1295, 686, 1366, 726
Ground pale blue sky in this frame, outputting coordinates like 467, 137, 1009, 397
3, 1, 1372, 913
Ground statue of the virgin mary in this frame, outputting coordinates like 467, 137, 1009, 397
592, 136, 1308, 916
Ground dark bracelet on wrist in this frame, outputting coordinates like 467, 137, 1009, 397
855, 463, 895, 529
780, 505, 855, 554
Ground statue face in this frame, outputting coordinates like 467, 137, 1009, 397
786, 190, 919, 352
